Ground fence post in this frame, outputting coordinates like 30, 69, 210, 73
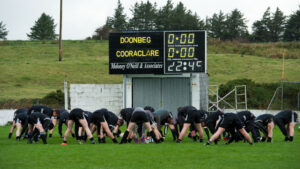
64, 80, 68, 110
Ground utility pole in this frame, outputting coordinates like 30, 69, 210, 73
59, 0, 63, 61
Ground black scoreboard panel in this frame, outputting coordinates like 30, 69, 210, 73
164, 31, 206, 74
109, 32, 164, 74
109, 31, 206, 74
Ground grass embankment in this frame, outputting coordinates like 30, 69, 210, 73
0, 125, 300, 169
0, 40, 300, 102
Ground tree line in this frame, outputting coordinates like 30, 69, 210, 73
0, 0, 299, 42
92, 0, 300, 42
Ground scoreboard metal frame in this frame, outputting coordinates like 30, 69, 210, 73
109, 30, 207, 74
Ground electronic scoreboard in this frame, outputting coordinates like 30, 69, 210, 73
109, 30, 206, 74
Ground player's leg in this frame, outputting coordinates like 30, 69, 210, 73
15, 122, 22, 141
100, 121, 118, 143
288, 122, 296, 141
27, 123, 34, 144
62, 120, 74, 145
206, 127, 225, 145
195, 123, 205, 142
177, 123, 191, 142
238, 128, 253, 144
267, 121, 274, 142
34, 123, 47, 144
168, 124, 178, 141
120, 122, 136, 144
9, 121, 16, 139
79, 119, 95, 144
144, 122, 159, 143
49, 118, 58, 138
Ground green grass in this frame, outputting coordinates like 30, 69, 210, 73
1, 125, 300, 169
0, 40, 300, 102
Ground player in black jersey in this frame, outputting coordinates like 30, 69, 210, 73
274, 110, 298, 142
205, 113, 253, 145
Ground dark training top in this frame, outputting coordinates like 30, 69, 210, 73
177, 106, 197, 124
27, 105, 53, 118
92, 109, 111, 124
29, 112, 51, 125
275, 110, 298, 124
255, 114, 274, 126
237, 111, 256, 126
13, 108, 28, 119
205, 110, 223, 125
14, 112, 29, 125
14, 112, 29, 137
153, 109, 172, 129
106, 111, 118, 126
58, 109, 70, 136
120, 108, 134, 125
274, 110, 298, 136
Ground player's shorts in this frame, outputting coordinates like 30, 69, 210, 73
185, 110, 202, 124
92, 111, 106, 123
42, 119, 51, 130
69, 109, 85, 121
220, 113, 243, 130
130, 111, 149, 123
290, 112, 298, 123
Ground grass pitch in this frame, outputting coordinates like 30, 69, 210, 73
1, 40, 300, 102
0, 125, 299, 169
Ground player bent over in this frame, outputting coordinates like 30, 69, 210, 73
9, 108, 28, 139
27, 112, 54, 144
237, 111, 259, 142
274, 110, 298, 142
55, 109, 75, 138
153, 109, 178, 141
176, 107, 206, 143
61, 108, 95, 145
14, 112, 29, 140
253, 114, 274, 142
205, 113, 253, 145
91, 109, 118, 144
120, 107, 160, 144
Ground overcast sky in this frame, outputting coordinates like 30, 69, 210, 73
1, 0, 299, 40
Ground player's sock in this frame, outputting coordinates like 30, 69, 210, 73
285, 136, 289, 141
112, 138, 118, 144
89, 137, 95, 144
150, 131, 158, 143
40, 132, 47, 144
267, 137, 272, 142
204, 128, 210, 140
120, 131, 129, 144
205, 141, 211, 145
289, 136, 293, 142
171, 129, 178, 141
98, 137, 102, 143
16, 136, 20, 141
8, 133, 12, 139
27, 133, 33, 144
